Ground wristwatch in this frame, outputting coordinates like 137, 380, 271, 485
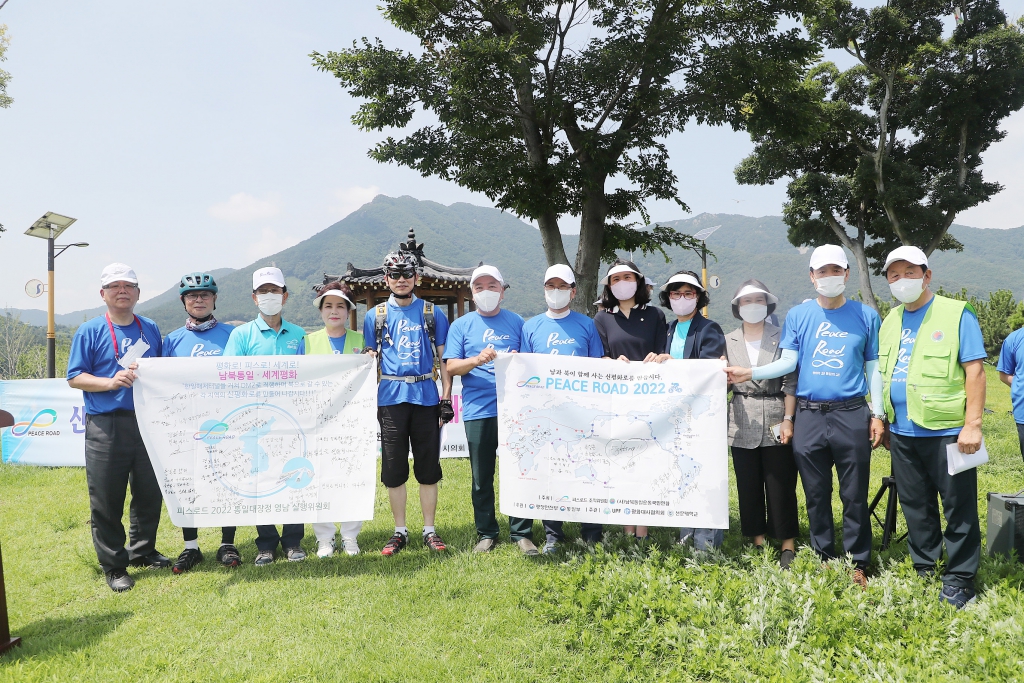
782, 415, 794, 422
871, 413, 886, 421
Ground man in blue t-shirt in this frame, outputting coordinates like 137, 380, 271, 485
444, 265, 534, 554
881, 247, 987, 609
999, 327, 1024, 462
364, 251, 453, 557
162, 272, 237, 574
521, 264, 605, 552
67, 263, 168, 592
725, 245, 884, 588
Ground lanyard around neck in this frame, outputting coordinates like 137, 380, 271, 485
105, 313, 144, 361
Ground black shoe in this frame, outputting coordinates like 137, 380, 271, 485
129, 551, 172, 570
779, 549, 795, 570
216, 544, 242, 567
105, 568, 135, 592
172, 548, 204, 574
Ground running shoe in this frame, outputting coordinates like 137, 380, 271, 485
381, 532, 408, 557
216, 544, 241, 567
316, 540, 335, 558
542, 540, 558, 555
423, 531, 447, 552
341, 538, 360, 556
254, 550, 275, 566
939, 585, 977, 609
172, 548, 204, 574
285, 546, 306, 562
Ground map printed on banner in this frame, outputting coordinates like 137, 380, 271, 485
495, 354, 729, 528
133, 355, 378, 527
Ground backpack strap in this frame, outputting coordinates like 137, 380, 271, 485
374, 302, 388, 383
423, 301, 439, 380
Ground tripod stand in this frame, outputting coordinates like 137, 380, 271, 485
867, 467, 908, 550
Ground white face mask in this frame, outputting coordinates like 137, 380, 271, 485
670, 297, 697, 317
814, 275, 846, 298
739, 304, 768, 324
256, 293, 283, 316
610, 280, 638, 301
473, 290, 501, 313
889, 277, 925, 304
544, 288, 572, 311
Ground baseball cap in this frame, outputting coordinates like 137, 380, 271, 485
599, 262, 643, 285
100, 263, 138, 287
470, 265, 505, 287
661, 272, 704, 292
253, 266, 286, 290
808, 244, 849, 270
544, 264, 576, 286
883, 245, 928, 274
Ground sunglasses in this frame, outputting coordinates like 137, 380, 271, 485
386, 268, 417, 280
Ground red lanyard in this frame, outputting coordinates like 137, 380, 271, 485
105, 313, 144, 361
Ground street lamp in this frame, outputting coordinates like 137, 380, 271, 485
24, 212, 86, 379
691, 225, 721, 317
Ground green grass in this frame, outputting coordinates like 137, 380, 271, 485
2, 366, 1023, 682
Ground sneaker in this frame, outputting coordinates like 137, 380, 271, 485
129, 551, 172, 570
285, 547, 306, 562
779, 549, 795, 571
939, 585, 977, 609
216, 544, 241, 567
341, 538, 360, 556
473, 538, 497, 553
516, 538, 540, 556
172, 548, 204, 574
423, 531, 447, 552
381, 533, 408, 557
316, 540, 335, 559
254, 550, 275, 566
916, 567, 937, 580
543, 540, 558, 555
852, 568, 868, 589
105, 568, 135, 593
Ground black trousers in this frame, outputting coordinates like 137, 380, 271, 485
1018, 422, 1024, 461
182, 526, 236, 544
889, 432, 980, 589
464, 417, 532, 541
732, 444, 800, 540
84, 410, 163, 573
792, 403, 872, 568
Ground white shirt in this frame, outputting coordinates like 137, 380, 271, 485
745, 338, 762, 368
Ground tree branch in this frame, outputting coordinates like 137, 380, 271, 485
926, 121, 969, 255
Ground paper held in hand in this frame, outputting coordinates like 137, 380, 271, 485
117, 338, 150, 369
946, 438, 988, 476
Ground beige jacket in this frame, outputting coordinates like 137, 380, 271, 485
725, 323, 796, 449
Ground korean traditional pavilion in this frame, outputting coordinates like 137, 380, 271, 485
315, 228, 478, 330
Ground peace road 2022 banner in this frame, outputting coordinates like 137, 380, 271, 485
0, 378, 87, 467
495, 354, 729, 529
133, 354, 378, 528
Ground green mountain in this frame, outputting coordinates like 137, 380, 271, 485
15, 195, 1024, 334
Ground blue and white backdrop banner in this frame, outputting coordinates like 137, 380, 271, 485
0, 378, 87, 467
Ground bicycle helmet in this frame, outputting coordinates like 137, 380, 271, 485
179, 272, 218, 296
382, 251, 420, 272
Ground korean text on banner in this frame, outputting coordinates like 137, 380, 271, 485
495, 354, 729, 528
133, 354, 378, 527
0, 378, 87, 467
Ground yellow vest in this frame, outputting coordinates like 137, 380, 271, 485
303, 328, 365, 355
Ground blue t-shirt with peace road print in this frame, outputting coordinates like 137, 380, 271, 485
998, 328, 1024, 424
443, 309, 524, 421
889, 299, 986, 437
162, 323, 233, 358
520, 311, 604, 358
363, 295, 450, 407
780, 299, 880, 401
67, 314, 163, 415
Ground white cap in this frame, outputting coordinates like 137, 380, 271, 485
731, 284, 779, 306
660, 272, 704, 292
100, 263, 138, 287
253, 266, 286, 290
883, 245, 928, 274
470, 265, 504, 287
808, 244, 849, 270
647, 280, 657, 288
313, 288, 356, 309
544, 264, 575, 286
600, 263, 643, 285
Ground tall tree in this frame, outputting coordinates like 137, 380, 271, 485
313, 0, 816, 310
736, 0, 1024, 309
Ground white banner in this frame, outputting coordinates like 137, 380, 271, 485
0, 378, 86, 467
439, 376, 468, 457
134, 355, 378, 527
495, 354, 729, 528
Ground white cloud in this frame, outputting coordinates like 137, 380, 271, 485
244, 227, 299, 261
329, 185, 380, 220
208, 192, 282, 223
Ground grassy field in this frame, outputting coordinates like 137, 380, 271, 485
1, 366, 1023, 682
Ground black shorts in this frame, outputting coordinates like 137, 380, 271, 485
379, 403, 442, 488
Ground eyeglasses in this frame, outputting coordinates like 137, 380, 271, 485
386, 268, 417, 280
544, 284, 573, 291
184, 291, 213, 301
669, 290, 698, 300
103, 283, 139, 292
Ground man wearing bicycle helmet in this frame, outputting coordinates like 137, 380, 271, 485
364, 251, 454, 556
162, 272, 238, 573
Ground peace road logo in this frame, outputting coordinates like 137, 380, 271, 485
11, 409, 58, 437
931, 330, 944, 342
516, 376, 542, 388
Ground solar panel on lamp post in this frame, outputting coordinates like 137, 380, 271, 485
691, 225, 721, 317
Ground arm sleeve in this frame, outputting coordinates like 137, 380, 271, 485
697, 322, 726, 360
751, 348, 798, 380
866, 359, 883, 415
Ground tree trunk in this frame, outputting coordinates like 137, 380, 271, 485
849, 240, 878, 313
536, 210, 570, 268
573, 182, 609, 315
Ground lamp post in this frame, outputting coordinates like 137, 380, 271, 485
25, 212, 86, 379
691, 225, 721, 317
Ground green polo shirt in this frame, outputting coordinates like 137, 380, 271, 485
223, 315, 303, 357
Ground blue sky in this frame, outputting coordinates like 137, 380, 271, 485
2, 1, 1023, 313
